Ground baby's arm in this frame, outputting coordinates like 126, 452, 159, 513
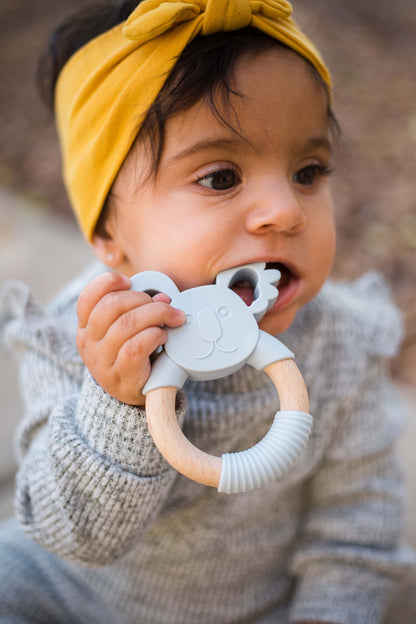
3, 275, 186, 565
76, 272, 185, 405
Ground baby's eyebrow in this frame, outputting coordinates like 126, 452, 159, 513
167, 137, 243, 164
166, 135, 332, 166
304, 136, 333, 154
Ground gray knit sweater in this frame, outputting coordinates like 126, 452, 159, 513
0, 264, 413, 624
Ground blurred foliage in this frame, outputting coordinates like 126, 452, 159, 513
0, 0, 415, 384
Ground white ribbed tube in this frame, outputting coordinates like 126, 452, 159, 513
218, 411, 313, 494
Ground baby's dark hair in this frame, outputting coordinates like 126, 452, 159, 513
38, 0, 339, 236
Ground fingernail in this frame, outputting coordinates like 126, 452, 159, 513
153, 292, 170, 303
174, 308, 186, 320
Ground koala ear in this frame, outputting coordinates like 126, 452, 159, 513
130, 271, 180, 300
216, 262, 280, 322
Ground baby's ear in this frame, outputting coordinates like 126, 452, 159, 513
91, 219, 126, 269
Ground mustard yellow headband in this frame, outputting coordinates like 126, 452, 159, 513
56, 0, 331, 240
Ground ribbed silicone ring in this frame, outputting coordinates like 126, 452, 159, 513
218, 411, 313, 493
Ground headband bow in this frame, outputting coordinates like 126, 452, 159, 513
123, 0, 291, 41
56, 0, 331, 240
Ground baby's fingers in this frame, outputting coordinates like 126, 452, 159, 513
104, 299, 185, 349
115, 326, 169, 374
77, 273, 131, 329
107, 326, 168, 405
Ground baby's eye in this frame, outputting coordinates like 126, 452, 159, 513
197, 168, 239, 191
293, 164, 332, 187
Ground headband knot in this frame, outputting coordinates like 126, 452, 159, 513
123, 0, 293, 42
202, 0, 252, 35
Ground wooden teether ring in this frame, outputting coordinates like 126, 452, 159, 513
132, 264, 312, 493
145, 358, 310, 493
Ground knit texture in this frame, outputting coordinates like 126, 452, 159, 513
0, 264, 414, 624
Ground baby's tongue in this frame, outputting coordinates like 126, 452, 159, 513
230, 280, 255, 306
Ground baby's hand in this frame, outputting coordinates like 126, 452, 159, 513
76, 272, 185, 405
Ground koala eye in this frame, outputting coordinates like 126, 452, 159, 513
218, 306, 231, 319
185, 314, 195, 327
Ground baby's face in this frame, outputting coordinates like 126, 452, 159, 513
97, 47, 336, 336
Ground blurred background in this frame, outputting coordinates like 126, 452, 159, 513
0, 0, 415, 542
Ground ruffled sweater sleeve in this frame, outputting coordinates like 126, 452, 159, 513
0, 273, 186, 565
287, 273, 415, 624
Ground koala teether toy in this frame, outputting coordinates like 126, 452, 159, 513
131, 262, 312, 494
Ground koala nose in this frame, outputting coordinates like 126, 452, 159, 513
197, 308, 222, 342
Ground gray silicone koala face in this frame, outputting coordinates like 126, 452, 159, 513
167, 285, 259, 379
130, 262, 281, 383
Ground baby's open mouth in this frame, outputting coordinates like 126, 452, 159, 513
230, 263, 293, 306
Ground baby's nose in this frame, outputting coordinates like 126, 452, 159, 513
245, 183, 306, 234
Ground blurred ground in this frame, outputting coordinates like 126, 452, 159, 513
0, 1, 415, 620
